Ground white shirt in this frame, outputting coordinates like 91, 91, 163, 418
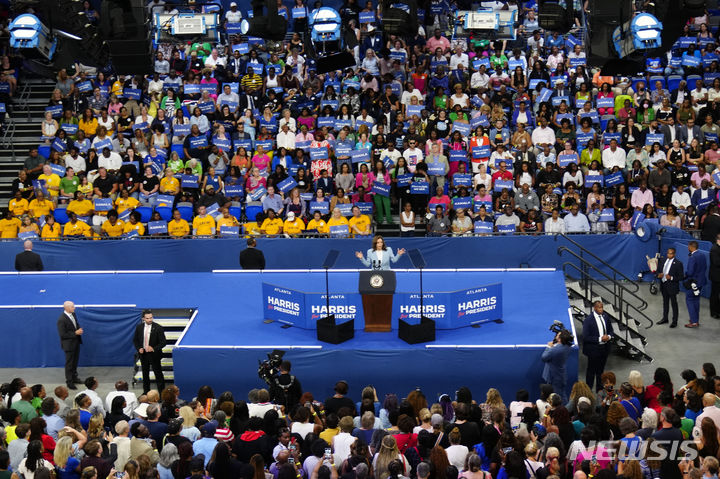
400, 89, 423, 107
276, 130, 296, 150
471, 72, 490, 90
380, 148, 401, 167
99, 152, 123, 171
531, 126, 555, 147
662, 258, 673, 282
204, 55, 226, 68
403, 148, 424, 172
672, 191, 691, 209
544, 217, 566, 234
602, 147, 626, 170
449, 53, 469, 69
225, 9, 242, 23
446, 445, 469, 470
105, 390, 139, 418
593, 311, 609, 343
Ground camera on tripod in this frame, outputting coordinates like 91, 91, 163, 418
258, 349, 285, 386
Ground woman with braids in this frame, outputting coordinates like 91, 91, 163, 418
18, 440, 53, 479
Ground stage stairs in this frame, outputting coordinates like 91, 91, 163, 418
132, 308, 196, 388
558, 235, 654, 362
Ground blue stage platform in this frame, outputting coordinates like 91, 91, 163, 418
0, 269, 576, 402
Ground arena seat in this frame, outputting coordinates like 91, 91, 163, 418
667, 75, 683, 92
53, 205, 69, 224
177, 203, 194, 222
135, 206, 153, 223
245, 204, 263, 222
156, 206, 173, 221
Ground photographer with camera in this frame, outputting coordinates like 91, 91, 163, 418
258, 351, 302, 413
541, 325, 574, 402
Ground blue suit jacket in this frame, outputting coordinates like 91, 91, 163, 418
360, 248, 400, 270
541, 343, 572, 384
658, 256, 684, 295
686, 250, 708, 288
582, 312, 614, 358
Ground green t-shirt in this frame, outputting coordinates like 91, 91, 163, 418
60, 176, 80, 195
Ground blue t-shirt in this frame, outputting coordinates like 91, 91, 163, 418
57, 456, 80, 479
621, 397, 642, 422
79, 410, 92, 431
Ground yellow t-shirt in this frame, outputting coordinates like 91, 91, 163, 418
0, 217, 21, 238
327, 216, 350, 236
168, 219, 190, 237
67, 199, 94, 217
283, 218, 306, 235
243, 221, 261, 236
114, 196, 139, 214
260, 217, 283, 235
101, 219, 125, 237
349, 214, 371, 237
160, 176, 180, 195
41, 222, 62, 240
29, 199, 54, 218
78, 183, 93, 196
9, 198, 29, 216
123, 221, 145, 235
217, 216, 240, 229
193, 215, 216, 236
63, 220, 92, 237
38, 173, 61, 197
307, 218, 329, 234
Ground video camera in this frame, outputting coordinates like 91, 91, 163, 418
549, 320, 574, 345
258, 349, 285, 386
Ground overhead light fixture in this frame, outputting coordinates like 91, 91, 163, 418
613, 12, 662, 58
9, 14, 57, 60
242, 0, 287, 40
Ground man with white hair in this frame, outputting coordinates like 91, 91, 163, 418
57, 301, 83, 389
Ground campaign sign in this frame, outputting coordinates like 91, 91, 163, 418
329, 224, 350, 237
52, 137, 67, 152
603, 132, 621, 145
77, 81, 93, 93
497, 223, 516, 234
494, 179, 514, 193
156, 195, 175, 207
597, 97, 614, 109
218, 225, 239, 237
46, 105, 63, 118
337, 203, 353, 216
124, 88, 141, 100
351, 149, 370, 163
410, 182, 430, 195
355, 202, 373, 215
61, 123, 79, 135
427, 162, 445, 176
317, 116, 335, 128
359, 11, 375, 23
394, 292, 452, 327
256, 139, 273, 151
335, 142, 352, 157
250, 186, 267, 201
306, 292, 362, 328
470, 115, 490, 129
452, 122, 471, 136
551, 96, 570, 107
406, 104, 422, 118
262, 283, 305, 325
173, 124, 191, 136
698, 195, 714, 210
453, 197, 472, 209
224, 185, 244, 197
309, 148, 329, 160
452, 283, 503, 327
599, 208, 615, 222
373, 182, 390, 197
645, 133, 664, 146
310, 201, 329, 214
537, 88, 552, 103
273, 177, 296, 194
472, 145, 491, 158
189, 136, 208, 149
118, 209, 131, 221
233, 43, 250, 54
94, 198, 112, 212
18, 231, 39, 241
557, 153, 578, 167
454, 174, 472, 187
705, 133, 719, 144
197, 101, 215, 114
605, 171, 624, 186
181, 175, 199, 188
569, 57, 586, 66
450, 150, 467, 163
148, 221, 168, 234
585, 173, 604, 187
631, 211, 646, 229
292, 6, 307, 18
50, 163, 66, 177
396, 174, 412, 187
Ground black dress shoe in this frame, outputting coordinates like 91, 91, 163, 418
72, 378, 83, 384
670, 322, 678, 328
658, 318, 669, 325
67, 383, 77, 390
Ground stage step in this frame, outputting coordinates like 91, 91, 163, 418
131, 308, 195, 389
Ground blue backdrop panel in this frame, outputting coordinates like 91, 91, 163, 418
1, 308, 141, 368
172, 345, 579, 404
0, 235, 657, 276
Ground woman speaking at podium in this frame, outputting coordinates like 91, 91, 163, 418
355, 235, 406, 270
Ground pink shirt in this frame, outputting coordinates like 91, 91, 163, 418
631, 188, 654, 209
429, 195, 451, 210
426, 36, 451, 52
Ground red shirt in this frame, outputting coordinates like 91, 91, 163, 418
492, 170, 513, 182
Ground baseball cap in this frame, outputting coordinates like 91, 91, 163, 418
201, 423, 217, 436
134, 403, 149, 418
230, 1, 237, 5
167, 417, 184, 435
287, 212, 295, 220
431, 414, 444, 427
215, 427, 235, 442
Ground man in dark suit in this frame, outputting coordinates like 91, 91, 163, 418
709, 234, 720, 318
57, 301, 83, 389
675, 117, 704, 149
133, 309, 167, 394
657, 247, 684, 328
701, 205, 720, 242
239, 238, 266, 270
15, 240, 43, 271
685, 241, 707, 328
582, 301, 614, 391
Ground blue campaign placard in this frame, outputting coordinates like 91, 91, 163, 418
61, 123, 79, 135
310, 201, 329, 214
396, 174, 413, 187
427, 162, 445, 176
235, 138, 253, 151
452, 122, 471, 136
173, 124, 190, 136
77, 81, 93, 93
705, 132, 719, 144
309, 148, 329, 160
183, 84, 200, 94
552, 96, 570, 107
472, 145, 491, 158
329, 224, 350, 237
698, 195, 714, 209
390, 51, 407, 64
585, 174, 604, 187
223, 82, 240, 93
0, 103, 5, 113
537, 88, 552, 103
602, 132, 621, 145
337, 203, 353, 216
133, 121, 149, 132
605, 171, 624, 186
148, 220, 168, 234
46, 105, 63, 118
52, 137, 67, 152
181, 174, 199, 188
453, 197, 472, 209
197, 101, 215, 114
682, 55, 701, 68
356, 119, 373, 129
630, 211, 645, 229
355, 202, 373, 214
497, 223, 516, 234
508, 59, 524, 70
393, 291, 453, 327
474, 222, 492, 234
343, 80, 360, 92
334, 119, 352, 131
0, 82, 11, 93
599, 208, 615, 222
472, 57, 489, 69
406, 104, 422, 118
410, 182, 430, 195
454, 174, 472, 187
250, 186, 267, 201
351, 149, 370, 163
277, 177, 298, 193
713, 171, 720, 185
124, 230, 140, 239
494, 179, 514, 192
205, 203, 219, 217
224, 184, 244, 197
557, 153, 578, 167
449, 150, 467, 163
300, 193, 314, 202
256, 139, 273, 151
335, 143, 352, 157
373, 182, 390, 197
305, 292, 362, 328
50, 163, 66, 177
262, 283, 305, 325
226, 23, 243, 34
529, 78, 545, 90
155, 194, 175, 207
199, 84, 219, 94
233, 43, 250, 54
220, 225, 240, 237
189, 136, 208, 149
292, 6, 307, 18
576, 132, 595, 146
213, 138, 231, 151
317, 116, 335, 128
359, 11, 375, 23
452, 283, 503, 326
597, 97, 614, 108
321, 100, 339, 111
124, 88, 141, 100
645, 133, 664, 146
93, 198, 112, 211
569, 57, 586, 66
118, 209, 131, 221
18, 231, 39, 241
470, 115, 490, 129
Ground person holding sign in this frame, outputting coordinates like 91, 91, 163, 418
355, 235, 405, 270
348, 205, 371, 237
38, 164, 61, 201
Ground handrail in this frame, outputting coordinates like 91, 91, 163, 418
557, 233, 640, 292
559, 248, 653, 329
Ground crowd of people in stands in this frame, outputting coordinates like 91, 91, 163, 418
4, 0, 720, 239
1, 363, 720, 479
